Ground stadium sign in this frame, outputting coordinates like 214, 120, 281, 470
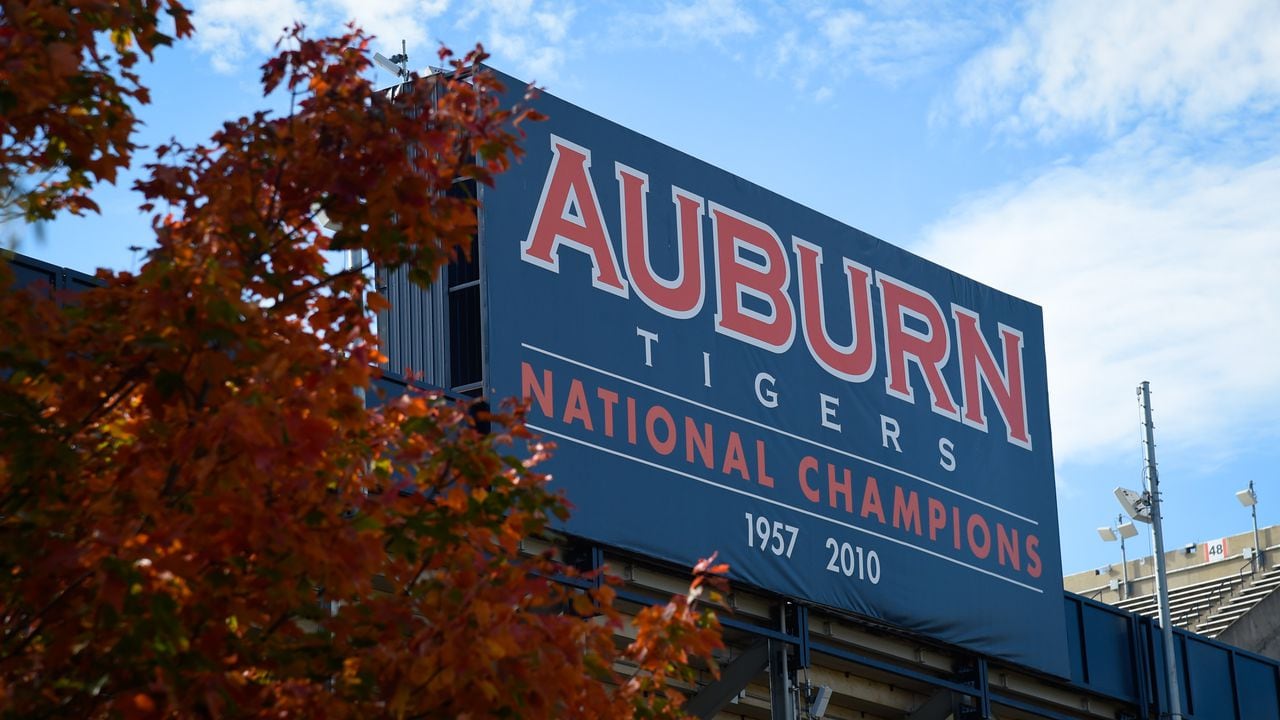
482, 71, 1069, 676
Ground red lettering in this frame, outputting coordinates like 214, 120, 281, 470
1026, 535, 1042, 578
793, 238, 876, 381
597, 388, 618, 437
685, 417, 714, 469
722, 431, 749, 480
711, 203, 795, 352
798, 456, 820, 503
521, 362, 553, 418
755, 440, 774, 488
967, 513, 991, 560
829, 465, 853, 513
892, 487, 922, 536
618, 164, 705, 318
562, 378, 593, 430
521, 136, 628, 296
877, 273, 959, 418
927, 498, 946, 542
996, 523, 1021, 570
645, 405, 676, 455
626, 397, 637, 445
860, 475, 885, 524
952, 306, 1031, 449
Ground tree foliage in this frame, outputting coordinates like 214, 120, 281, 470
0, 0, 192, 220
0, 6, 724, 717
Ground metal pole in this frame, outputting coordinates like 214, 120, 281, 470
348, 248, 367, 407
1119, 514, 1130, 600
1251, 480, 1263, 572
1139, 381, 1183, 720
769, 606, 796, 720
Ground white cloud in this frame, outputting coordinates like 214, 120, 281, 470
193, 0, 318, 73
916, 138, 1280, 468
663, 0, 759, 43
190, 0, 576, 82
450, 1, 578, 82
533, 9, 571, 43
322, 0, 447, 52
625, 0, 758, 47
192, 0, 448, 73
763, 1, 995, 93
950, 0, 1280, 137
819, 9, 866, 50
612, 0, 988, 92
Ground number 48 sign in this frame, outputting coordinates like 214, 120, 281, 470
1206, 537, 1228, 563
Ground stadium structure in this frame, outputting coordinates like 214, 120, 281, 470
10, 68, 1280, 719
1067, 523, 1280, 659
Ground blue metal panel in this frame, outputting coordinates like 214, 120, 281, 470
1066, 595, 1280, 720
1185, 640, 1234, 719
62, 266, 99, 296
4, 252, 102, 303
7, 254, 58, 296
1143, 618, 1186, 716
1063, 594, 1152, 708
1080, 602, 1139, 700
1063, 598, 1088, 684
1234, 654, 1280, 720
368, 371, 454, 406
1129, 605, 1153, 715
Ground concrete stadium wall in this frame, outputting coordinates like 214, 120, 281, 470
1065, 525, 1280, 603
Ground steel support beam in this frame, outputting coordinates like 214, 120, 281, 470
955, 659, 991, 720
769, 638, 796, 720
906, 689, 955, 720
686, 639, 769, 720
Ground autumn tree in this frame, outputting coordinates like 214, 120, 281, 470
0, 4, 723, 717
0, 0, 192, 221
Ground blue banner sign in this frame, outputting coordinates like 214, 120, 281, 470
481, 71, 1068, 676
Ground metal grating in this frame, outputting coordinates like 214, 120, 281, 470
376, 179, 482, 394
377, 262, 451, 387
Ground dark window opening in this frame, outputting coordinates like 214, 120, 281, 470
446, 179, 482, 392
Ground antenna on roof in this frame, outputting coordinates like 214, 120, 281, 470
373, 39, 410, 80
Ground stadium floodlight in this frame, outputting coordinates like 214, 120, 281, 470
373, 40, 411, 81
372, 40, 412, 96
1237, 480, 1263, 571
373, 52, 409, 78
810, 685, 833, 718
311, 206, 341, 233
1099, 514, 1137, 599
1115, 487, 1153, 523
1237, 487, 1258, 507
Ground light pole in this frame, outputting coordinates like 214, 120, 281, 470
1114, 381, 1182, 720
1098, 514, 1139, 599
1236, 480, 1262, 573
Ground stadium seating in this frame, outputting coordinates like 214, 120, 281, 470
1195, 564, 1280, 637
1107, 563, 1280, 637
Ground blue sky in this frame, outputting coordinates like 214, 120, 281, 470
14, 0, 1280, 577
